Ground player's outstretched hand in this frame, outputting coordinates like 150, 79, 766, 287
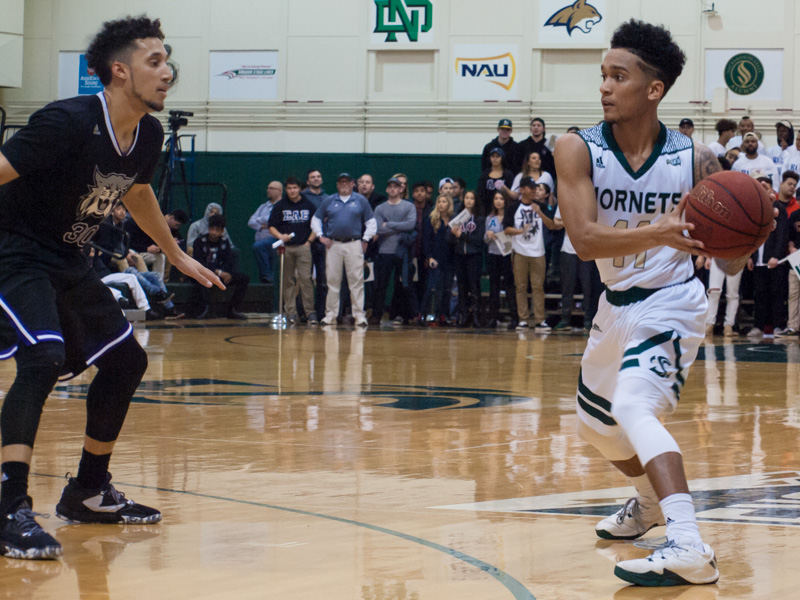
657, 194, 710, 257
172, 254, 226, 290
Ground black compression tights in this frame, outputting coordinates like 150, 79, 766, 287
0, 342, 64, 448
85, 335, 148, 443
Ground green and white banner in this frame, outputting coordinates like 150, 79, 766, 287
371, 0, 433, 44
705, 49, 783, 102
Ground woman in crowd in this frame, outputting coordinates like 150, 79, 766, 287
449, 191, 484, 328
477, 147, 515, 216
421, 195, 455, 326
507, 151, 555, 202
484, 191, 516, 328
536, 182, 563, 289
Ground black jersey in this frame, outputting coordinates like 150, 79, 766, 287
0, 92, 163, 254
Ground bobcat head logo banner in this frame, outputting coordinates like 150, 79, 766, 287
76, 167, 136, 221
544, 0, 603, 36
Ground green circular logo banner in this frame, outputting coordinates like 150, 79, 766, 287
724, 53, 765, 95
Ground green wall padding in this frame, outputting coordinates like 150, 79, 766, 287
161, 152, 481, 279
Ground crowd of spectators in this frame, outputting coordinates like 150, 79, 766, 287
696, 116, 800, 339
238, 117, 604, 331
98, 114, 800, 335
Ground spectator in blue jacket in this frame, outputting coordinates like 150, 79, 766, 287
311, 173, 377, 327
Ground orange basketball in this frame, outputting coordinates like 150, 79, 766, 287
685, 170, 774, 259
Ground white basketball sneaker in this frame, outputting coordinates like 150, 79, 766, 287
614, 540, 719, 586
596, 497, 665, 540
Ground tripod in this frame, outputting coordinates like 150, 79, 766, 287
155, 123, 195, 215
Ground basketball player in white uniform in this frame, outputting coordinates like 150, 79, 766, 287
555, 20, 745, 587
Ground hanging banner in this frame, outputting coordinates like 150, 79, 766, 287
705, 49, 783, 102
58, 52, 102, 99
452, 44, 518, 101
537, 0, 607, 47
370, 0, 434, 44
209, 50, 278, 100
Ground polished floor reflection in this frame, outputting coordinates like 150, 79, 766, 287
1, 320, 799, 599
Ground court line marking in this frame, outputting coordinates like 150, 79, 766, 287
33, 473, 536, 600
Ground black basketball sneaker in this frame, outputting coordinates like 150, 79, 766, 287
0, 497, 62, 560
55, 474, 161, 524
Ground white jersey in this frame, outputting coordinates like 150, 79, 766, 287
766, 144, 789, 175
731, 154, 779, 192
578, 122, 695, 291
707, 141, 726, 157
782, 146, 800, 176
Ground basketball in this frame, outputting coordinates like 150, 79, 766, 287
685, 170, 774, 259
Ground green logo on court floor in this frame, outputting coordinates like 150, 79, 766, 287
724, 53, 764, 95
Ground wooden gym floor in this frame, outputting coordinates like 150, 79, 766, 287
1, 317, 799, 599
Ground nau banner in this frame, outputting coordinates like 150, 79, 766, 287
209, 50, 278, 100
705, 49, 783, 102
452, 44, 518, 101
371, 0, 434, 44
538, 0, 607, 47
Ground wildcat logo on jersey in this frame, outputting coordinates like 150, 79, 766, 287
666, 156, 682, 167
436, 471, 800, 529
544, 0, 602, 36
76, 167, 136, 221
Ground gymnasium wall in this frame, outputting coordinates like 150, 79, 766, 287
185, 151, 478, 278
1, 0, 799, 151
2, 0, 800, 279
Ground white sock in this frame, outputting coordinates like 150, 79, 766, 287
660, 493, 704, 550
630, 473, 659, 508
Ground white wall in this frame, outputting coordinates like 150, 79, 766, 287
0, 0, 797, 152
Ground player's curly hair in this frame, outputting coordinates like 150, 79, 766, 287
86, 15, 164, 86
610, 19, 685, 98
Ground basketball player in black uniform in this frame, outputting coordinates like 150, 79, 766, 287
0, 16, 222, 559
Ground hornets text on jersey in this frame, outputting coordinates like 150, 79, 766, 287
577, 122, 695, 291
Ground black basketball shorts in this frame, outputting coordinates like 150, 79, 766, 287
0, 232, 133, 380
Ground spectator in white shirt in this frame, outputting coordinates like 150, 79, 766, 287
707, 119, 737, 157
732, 133, 779, 192
726, 116, 766, 154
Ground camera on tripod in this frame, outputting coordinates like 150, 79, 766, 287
168, 110, 193, 132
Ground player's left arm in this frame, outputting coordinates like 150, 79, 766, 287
693, 141, 722, 183
122, 184, 224, 289
0, 151, 20, 186
693, 142, 776, 275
